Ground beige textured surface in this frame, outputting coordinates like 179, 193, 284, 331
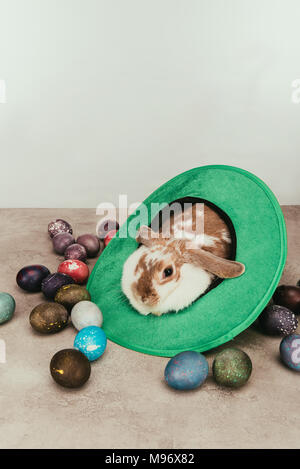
0, 207, 299, 449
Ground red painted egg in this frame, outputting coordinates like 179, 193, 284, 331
104, 230, 118, 247
58, 260, 89, 285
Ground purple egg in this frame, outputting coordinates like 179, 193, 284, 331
41, 273, 74, 299
96, 218, 119, 240
64, 244, 87, 262
76, 234, 101, 258
259, 304, 298, 336
16, 265, 50, 292
52, 232, 75, 255
48, 219, 73, 238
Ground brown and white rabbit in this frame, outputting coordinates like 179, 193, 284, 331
122, 203, 245, 316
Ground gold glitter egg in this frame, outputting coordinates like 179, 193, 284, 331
30, 303, 69, 334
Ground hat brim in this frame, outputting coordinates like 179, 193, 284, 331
87, 165, 287, 357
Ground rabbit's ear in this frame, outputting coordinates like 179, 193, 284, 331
184, 248, 245, 278
136, 226, 160, 247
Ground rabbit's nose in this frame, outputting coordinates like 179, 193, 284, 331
141, 292, 157, 305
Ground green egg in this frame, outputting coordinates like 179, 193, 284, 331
213, 348, 252, 388
0, 292, 16, 324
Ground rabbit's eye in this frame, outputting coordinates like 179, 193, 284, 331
163, 266, 173, 278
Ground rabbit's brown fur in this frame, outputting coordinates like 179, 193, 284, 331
122, 202, 244, 316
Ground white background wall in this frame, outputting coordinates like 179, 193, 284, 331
0, 0, 300, 207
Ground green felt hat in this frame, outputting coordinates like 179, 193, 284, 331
87, 165, 287, 357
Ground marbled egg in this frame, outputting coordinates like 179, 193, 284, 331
280, 334, 300, 371
213, 348, 252, 388
50, 349, 91, 388
52, 232, 75, 255
64, 243, 87, 262
74, 326, 107, 361
97, 218, 119, 240
77, 234, 101, 258
55, 285, 91, 312
41, 272, 74, 299
48, 219, 73, 238
16, 265, 50, 292
273, 285, 300, 315
164, 351, 209, 390
30, 303, 69, 334
71, 301, 103, 330
258, 304, 298, 336
0, 292, 15, 325
58, 260, 89, 284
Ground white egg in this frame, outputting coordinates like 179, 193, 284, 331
71, 300, 103, 331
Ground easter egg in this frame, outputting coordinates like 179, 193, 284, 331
76, 234, 101, 258
30, 303, 68, 334
41, 272, 74, 299
64, 243, 87, 262
280, 334, 300, 371
50, 349, 91, 388
55, 285, 91, 312
104, 230, 118, 247
74, 326, 107, 361
164, 351, 209, 390
71, 301, 103, 330
48, 219, 73, 238
0, 292, 15, 324
97, 218, 119, 240
273, 285, 300, 315
258, 304, 298, 336
16, 265, 50, 292
213, 348, 252, 388
58, 260, 89, 284
52, 232, 75, 255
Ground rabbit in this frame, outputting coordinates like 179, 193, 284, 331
121, 203, 245, 316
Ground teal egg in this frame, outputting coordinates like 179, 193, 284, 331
0, 293, 16, 324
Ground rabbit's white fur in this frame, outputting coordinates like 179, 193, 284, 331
122, 246, 212, 315
121, 203, 244, 316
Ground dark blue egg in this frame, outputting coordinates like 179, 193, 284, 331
41, 273, 74, 299
16, 265, 50, 292
164, 351, 209, 390
280, 334, 300, 371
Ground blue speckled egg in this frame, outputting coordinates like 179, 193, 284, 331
74, 326, 107, 361
280, 334, 300, 371
0, 292, 15, 324
164, 351, 209, 390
